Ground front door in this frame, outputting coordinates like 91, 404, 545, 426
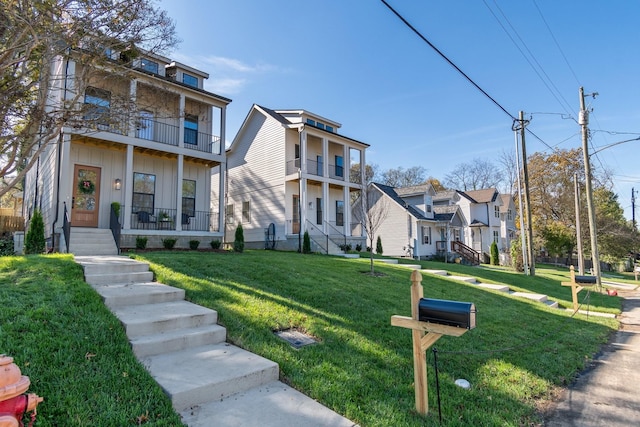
72, 165, 101, 227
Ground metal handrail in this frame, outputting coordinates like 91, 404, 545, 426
62, 202, 71, 253
109, 204, 121, 254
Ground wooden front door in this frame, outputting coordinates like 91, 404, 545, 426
72, 165, 101, 227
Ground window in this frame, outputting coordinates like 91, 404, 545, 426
132, 173, 156, 213
336, 200, 344, 226
242, 201, 251, 223
426, 204, 432, 213
84, 86, 111, 126
316, 155, 323, 176
140, 58, 159, 74
507, 209, 513, 221
422, 226, 432, 244
183, 73, 198, 87
494, 205, 500, 218
294, 144, 300, 159
493, 230, 499, 243
184, 115, 198, 145
225, 204, 234, 224
325, 125, 334, 133
306, 118, 316, 126
335, 155, 344, 177
454, 229, 461, 241
316, 198, 322, 225
182, 180, 196, 217
316, 122, 325, 130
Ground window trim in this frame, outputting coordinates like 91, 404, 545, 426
183, 72, 198, 87
132, 172, 156, 214
242, 201, 251, 223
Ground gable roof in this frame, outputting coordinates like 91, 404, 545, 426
458, 188, 500, 204
500, 194, 515, 212
395, 184, 435, 197
434, 190, 458, 202
372, 183, 431, 220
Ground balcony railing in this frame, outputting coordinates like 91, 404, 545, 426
136, 118, 179, 146
184, 132, 222, 155
328, 163, 345, 180
123, 207, 219, 232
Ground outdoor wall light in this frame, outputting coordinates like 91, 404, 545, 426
114, 178, 122, 190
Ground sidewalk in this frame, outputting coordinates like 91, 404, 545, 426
545, 285, 640, 426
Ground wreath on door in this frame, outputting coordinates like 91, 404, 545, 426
78, 179, 95, 194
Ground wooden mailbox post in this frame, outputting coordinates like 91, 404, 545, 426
390, 270, 469, 415
561, 265, 597, 312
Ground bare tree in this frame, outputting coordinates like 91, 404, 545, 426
498, 148, 518, 194
352, 182, 389, 275
381, 166, 427, 188
0, 0, 178, 197
444, 158, 503, 191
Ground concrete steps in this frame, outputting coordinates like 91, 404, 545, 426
69, 228, 118, 255
75, 255, 354, 426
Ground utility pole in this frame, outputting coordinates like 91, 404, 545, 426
514, 126, 529, 274
519, 111, 535, 276
632, 187, 637, 230
574, 173, 585, 275
579, 87, 601, 286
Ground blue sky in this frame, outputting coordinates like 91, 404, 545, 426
160, 0, 640, 222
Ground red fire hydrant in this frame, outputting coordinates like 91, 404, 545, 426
0, 355, 43, 427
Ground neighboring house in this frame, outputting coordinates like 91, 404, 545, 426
216, 105, 368, 253
455, 188, 505, 255
499, 193, 517, 252
367, 183, 467, 259
23, 43, 231, 253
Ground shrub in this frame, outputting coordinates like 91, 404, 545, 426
302, 231, 311, 254
136, 236, 148, 250
233, 224, 244, 253
24, 210, 45, 254
111, 201, 121, 219
355, 244, 362, 252
210, 240, 221, 250
189, 240, 200, 250
162, 238, 177, 249
375, 236, 383, 255
490, 241, 499, 265
0, 236, 15, 256
510, 238, 523, 272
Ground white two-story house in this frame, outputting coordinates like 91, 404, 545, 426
23, 43, 230, 253
216, 105, 368, 253
456, 188, 504, 256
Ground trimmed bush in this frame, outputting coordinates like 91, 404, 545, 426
375, 236, 383, 255
0, 236, 15, 256
135, 236, 148, 250
210, 240, 221, 250
355, 244, 362, 252
302, 231, 311, 254
189, 240, 200, 250
490, 241, 499, 265
111, 201, 121, 219
233, 224, 244, 253
162, 238, 177, 249
24, 210, 45, 254
510, 238, 523, 272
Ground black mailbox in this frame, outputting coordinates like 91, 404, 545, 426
418, 298, 476, 329
574, 275, 597, 285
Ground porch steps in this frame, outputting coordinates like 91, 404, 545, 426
69, 228, 118, 256
75, 255, 355, 427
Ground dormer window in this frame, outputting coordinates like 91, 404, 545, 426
183, 73, 198, 87
306, 118, 316, 126
140, 58, 159, 74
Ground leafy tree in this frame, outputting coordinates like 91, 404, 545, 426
594, 187, 640, 262
234, 224, 245, 253
0, 0, 178, 197
510, 238, 524, 272
381, 166, 427, 188
490, 241, 499, 265
444, 158, 503, 191
541, 221, 574, 260
426, 177, 446, 192
349, 163, 380, 185
302, 231, 311, 254
24, 210, 45, 254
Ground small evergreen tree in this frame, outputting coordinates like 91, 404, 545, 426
375, 236, 383, 255
302, 231, 311, 254
24, 210, 46, 254
490, 240, 499, 265
234, 224, 245, 253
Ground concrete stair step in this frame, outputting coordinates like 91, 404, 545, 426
375, 259, 398, 264
131, 324, 227, 358
398, 264, 422, 270
179, 380, 355, 427
113, 300, 218, 338
90, 282, 185, 308
76, 256, 150, 275
84, 271, 154, 286
422, 269, 448, 276
476, 283, 510, 293
144, 344, 279, 412
510, 291, 549, 303
448, 275, 478, 284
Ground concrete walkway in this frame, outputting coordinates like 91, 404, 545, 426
545, 286, 640, 426
75, 255, 357, 427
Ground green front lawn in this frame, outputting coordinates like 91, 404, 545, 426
132, 251, 620, 426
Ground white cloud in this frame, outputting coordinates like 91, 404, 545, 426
204, 78, 247, 95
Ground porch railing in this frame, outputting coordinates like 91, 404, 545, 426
451, 240, 480, 265
325, 220, 347, 251
62, 202, 70, 253
123, 207, 219, 232
305, 220, 328, 254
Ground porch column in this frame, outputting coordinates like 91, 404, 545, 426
219, 105, 227, 155
300, 130, 307, 174
218, 163, 225, 233
58, 132, 72, 230
178, 94, 185, 148
176, 154, 184, 231
301, 177, 308, 232
343, 185, 351, 237
322, 137, 328, 178
322, 182, 329, 233
128, 79, 137, 138
123, 145, 134, 229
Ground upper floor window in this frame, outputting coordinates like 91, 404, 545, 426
182, 179, 196, 217
507, 209, 513, 221
140, 58, 159, 74
493, 230, 499, 243
184, 115, 198, 145
335, 155, 344, 177
84, 86, 111, 126
183, 73, 198, 87
242, 201, 251, 223
226, 204, 234, 224
325, 125, 334, 133
422, 226, 432, 244
494, 205, 500, 218
306, 118, 315, 126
